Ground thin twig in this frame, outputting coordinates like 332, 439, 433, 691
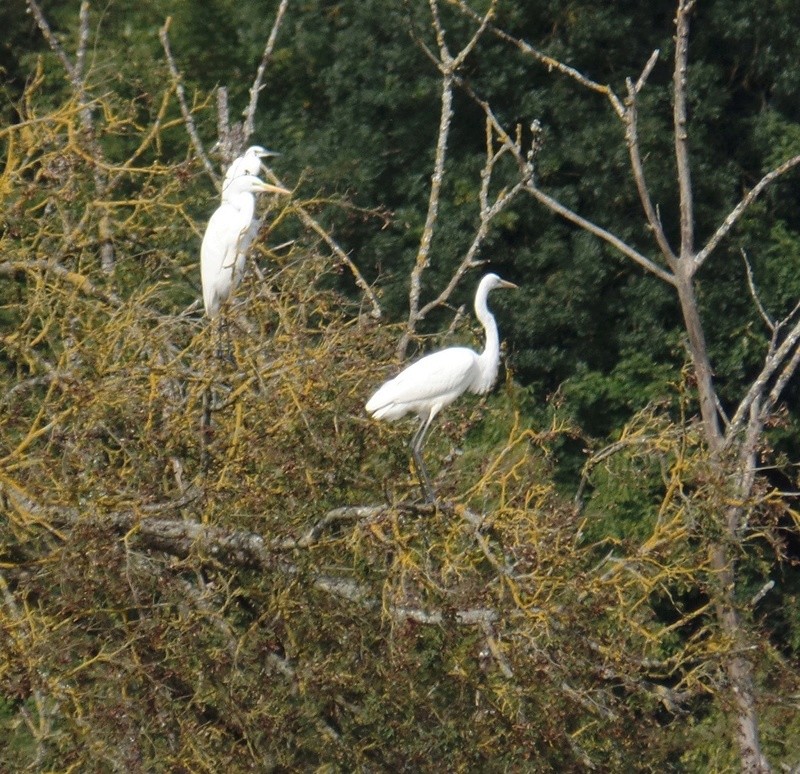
741, 249, 774, 331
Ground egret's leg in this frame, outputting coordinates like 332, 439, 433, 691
410, 413, 436, 504
215, 313, 235, 366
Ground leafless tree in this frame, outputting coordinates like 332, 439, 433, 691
450, 0, 800, 769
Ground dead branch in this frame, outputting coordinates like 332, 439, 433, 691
460, 82, 677, 285
726, 315, 800, 443
623, 51, 678, 265
243, 0, 291, 141
693, 153, 800, 271
262, 168, 382, 318
673, 0, 696, 259
395, 113, 532, 358
397, 0, 498, 360
159, 17, 217, 182
448, 0, 626, 118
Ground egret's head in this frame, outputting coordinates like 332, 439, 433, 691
246, 145, 280, 159
482, 273, 518, 292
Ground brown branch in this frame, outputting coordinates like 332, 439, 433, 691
673, 0, 695, 259
693, 153, 800, 272
243, 0, 291, 141
623, 50, 677, 266
261, 169, 382, 318
448, 0, 626, 118
159, 17, 217, 182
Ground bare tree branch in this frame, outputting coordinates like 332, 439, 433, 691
26, 0, 80, 83
525, 182, 676, 284
260, 170, 382, 319
395, 114, 532, 358
243, 0, 291, 141
673, 0, 696, 259
159, 17, 217, 182
404, 15, 456, 356
694, 153, 800, 271
459, 81, 676, 286
727, 315, 800, 442
448, 0, 626, 118
397, 0, 498, 359
623, 51, 678, 266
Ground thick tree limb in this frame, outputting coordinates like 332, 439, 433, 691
673, 0, 696, 259
1, 483, 497, 629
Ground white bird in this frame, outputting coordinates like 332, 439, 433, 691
200, 174, 290, 317
221, 146, 279, 202
366, 273, 518, 502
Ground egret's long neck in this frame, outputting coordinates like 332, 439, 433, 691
232, 191, 256, 220
474, 285, 501, 394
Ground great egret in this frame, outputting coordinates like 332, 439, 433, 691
200, 174, 290, 317
366, 273, 518, 502
221, 146, 279, 202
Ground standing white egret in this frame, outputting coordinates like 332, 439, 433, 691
200, 174, 290, 317
221, 146, 279, 202
366, 273, 518, 502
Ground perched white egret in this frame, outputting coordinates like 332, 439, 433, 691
366, 273, 518, 502
221, 146, 279, 202
200, 174, 290, 317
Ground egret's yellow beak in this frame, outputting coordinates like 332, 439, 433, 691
499, 279, 518, 290
254, 181, 291, 195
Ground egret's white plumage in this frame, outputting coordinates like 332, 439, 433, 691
221, 146, 279, 202
366, 273, 517, 501
200, 174, 289, 317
